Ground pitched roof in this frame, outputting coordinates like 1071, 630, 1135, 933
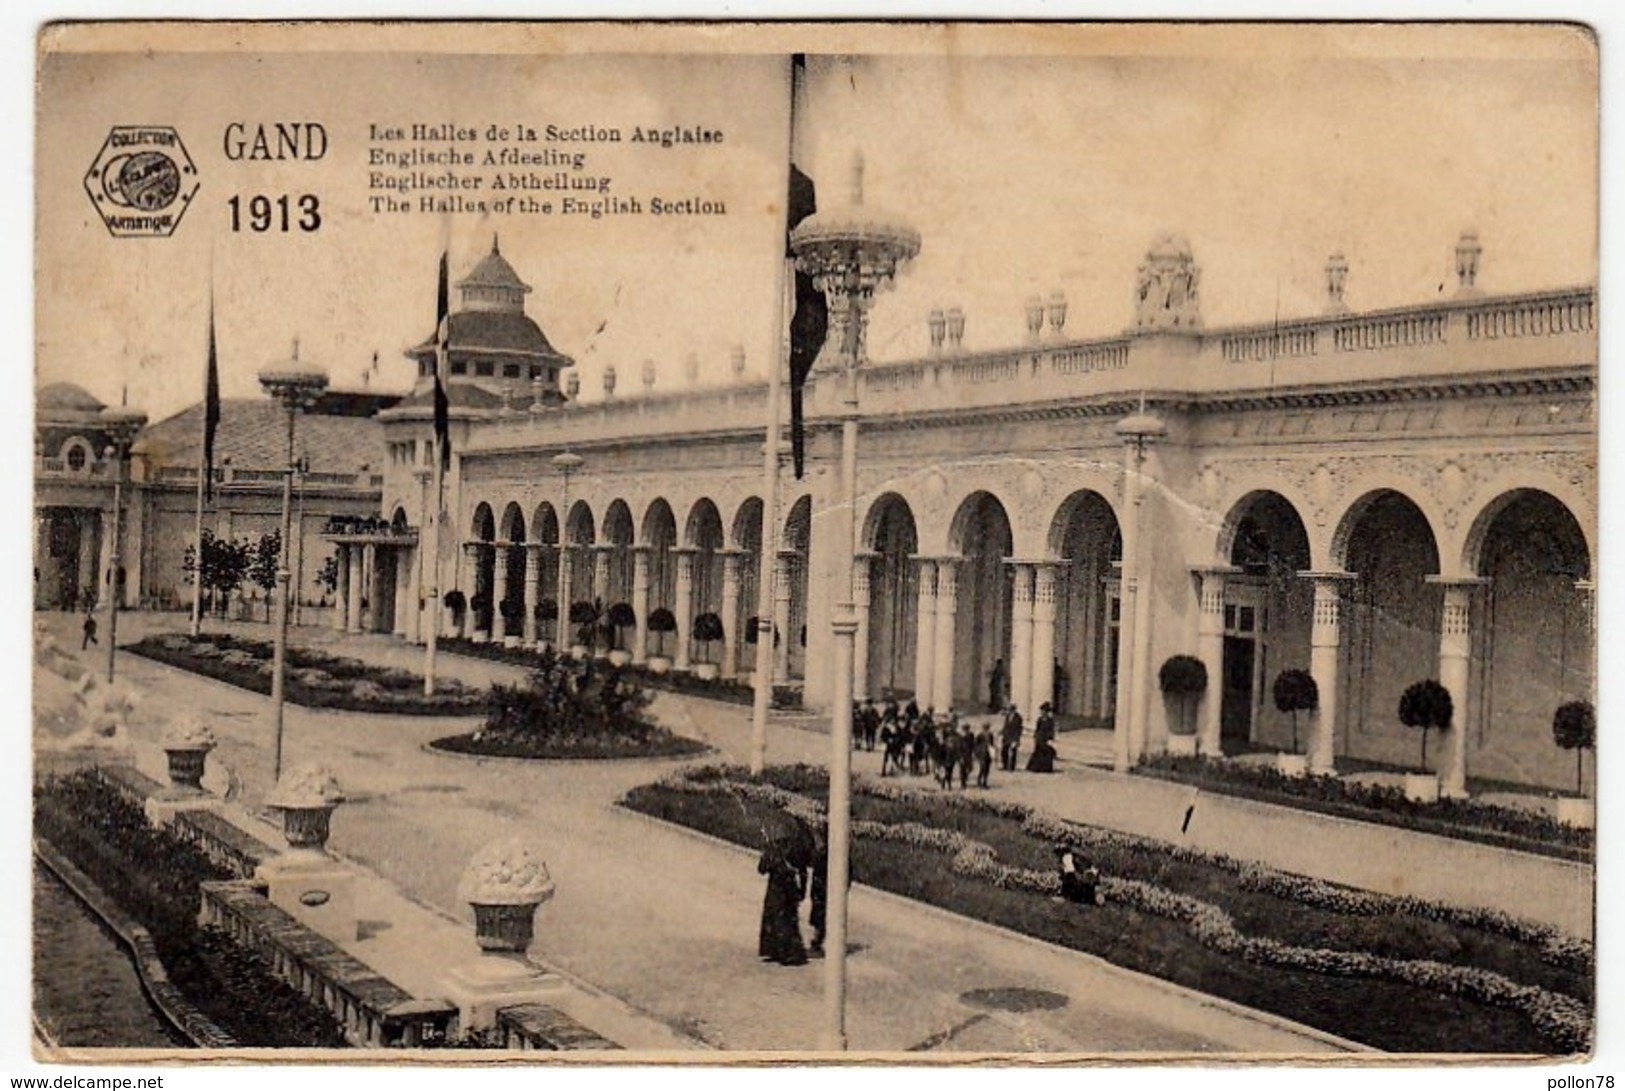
458, 243, 530, 293
407, 311, 571, 360
137, 397, 385, 475
38, 382, 106, 412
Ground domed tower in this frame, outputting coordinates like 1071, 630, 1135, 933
405, 236, 575, 406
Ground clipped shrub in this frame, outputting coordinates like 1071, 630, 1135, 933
1399, 679, 1453, 773
647, 607, 678, 657
1552, 701, 1596, 796
1158, 654, 1208, 736
1272, 668, 1319, 754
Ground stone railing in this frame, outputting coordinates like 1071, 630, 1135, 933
496, 1003, 620, 1051
149, 466, 383, 491
1219, 326, 1319, 363
199, 879, 457, 1048
1331, 312, 1449, 352
36, 456, 112, 479
1464, 294, 1595, 341
171, 810, 277, 880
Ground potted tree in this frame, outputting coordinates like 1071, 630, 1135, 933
605, 602, 636, 666
691, 612, 724, 681
499, 597, 525, 649
443, 590, 468, 639
646, 607, 678, 674
567, 600, 599, 660
470, 591, 493, 643
1272, 668, 1318, 777
1158, 654, 1207, 758
1398, 679, 1453, 803
534, 598, 558, 652
1552, 700, 1596, 829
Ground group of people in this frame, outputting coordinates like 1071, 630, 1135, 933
850, 694, 1060, 787
757, 818, 828, 967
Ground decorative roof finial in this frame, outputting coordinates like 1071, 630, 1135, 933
492, 233, 500, 255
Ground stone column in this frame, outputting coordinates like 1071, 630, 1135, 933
1008, 562, 1034, 719
931, 558, 958, 714
913, 558, 938, 707
491, 542, 511, 641
333, 545, 350, 631
396, 549, 415, 639
720, 550, 743, 679
631, 546, 651, 664
773, 549, 795, 685
1028, 562, 1061, 723
1194, 567, 1237, 756
1303, 571, 1353, 775
556, 546, 575, 647
522, 544, 542, 644
1428, 576, 1483, 799
672, 548, 696, 672
346, 544, 365, 634
1575, 579, 1596, 699
853, 552, 875, 701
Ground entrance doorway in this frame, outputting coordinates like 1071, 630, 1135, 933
1219, 592, 1261, 751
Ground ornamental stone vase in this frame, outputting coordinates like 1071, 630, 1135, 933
159, 715, 217, 791
1276, 753, 1310, 778
459, 838, 556, 957
1402, 772, 1440, 804
1165, 734, 1197, 758
268, 765, 345, 853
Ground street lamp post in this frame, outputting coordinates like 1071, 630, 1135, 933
259, 346, 329, 785
552, 452, 584, 649
788, 152, 918, 1051
100, 407, 148, 683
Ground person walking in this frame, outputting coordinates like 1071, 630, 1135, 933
999, 703, 1024, 771
806, 825, 829, 958
758, 839, 808, 966
80, 608, 99, 650
974, 721, 995, 788
956, 719, 975, 790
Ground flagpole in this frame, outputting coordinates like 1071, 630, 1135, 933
424, 430, 442, 697
749, 56, 800, 776
189, 443, 207, 637
424, 245, 452, 697
191, 291, 218, 638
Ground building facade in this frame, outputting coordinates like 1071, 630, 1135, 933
366, 233, 1595, 796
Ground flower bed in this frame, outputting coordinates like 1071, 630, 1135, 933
430, 649, 709, 760
34, 770, 349, 1048
126, 633, 485, 716
1135, 754, 1592, 862
623, 763, 1592, 1055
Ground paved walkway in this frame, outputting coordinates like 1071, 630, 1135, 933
37, 612, 1371, 1055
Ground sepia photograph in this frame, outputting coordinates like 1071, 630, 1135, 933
24, 18, 1601, 1069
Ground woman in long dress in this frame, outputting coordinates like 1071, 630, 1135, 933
758, 841, 808, 965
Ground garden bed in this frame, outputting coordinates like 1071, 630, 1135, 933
622, 764, 1591, 1055
1135, 755, 1592, 863
126, 633, 485, 716
430, 649, 710, 761
34, 770, 350, 1048
437, 636, 802, 708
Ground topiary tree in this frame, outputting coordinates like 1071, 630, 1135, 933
1553, 700, 1596, 796
249, 531, 282, 622
605, 602, 637, 651
535, 597, 558, 625
470, 591, 493, 633
1158, 654, 1208, 736
1398, 679, 1453, 774
568, 599, 602, 648
1272, 668, 1319, 755
647, 607, 678, 658
692, 611, 724, 664
499, 596, 525, 633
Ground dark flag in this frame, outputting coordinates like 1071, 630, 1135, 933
786, 55, 827, 480
434, 250, 452, 473
202, 301, 221, 501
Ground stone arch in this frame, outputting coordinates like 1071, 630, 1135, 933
601, 499, 636, 608
390, 506, 409, 530
863, 493, 920, 698
1218, 490, 1315, 751
1337, 489, 1444, 771
1329, 481, 1447, 577
642, 499, 678, 640
948, 491, 1015, 712
783, 495, 812, 678
469, 502, 496, 542
685, 499, 726, 662
731, 497, 763, 551
467, 502, 497, 634
565, 500, 596, 546
1461, 482, 1594, 581
1047, 489, 1122, 723
1467, 488, 1593, 790
498, 502, 526, 543
1206, 478, 1325, 571
730, 497, 765, 675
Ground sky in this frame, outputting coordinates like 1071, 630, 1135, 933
33, 23, 1597, 425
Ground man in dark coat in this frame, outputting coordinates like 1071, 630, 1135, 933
758, 839, 808, 965
988, 658, 1006, 712
974, 721, 996, 788
999, 703, 1024, 771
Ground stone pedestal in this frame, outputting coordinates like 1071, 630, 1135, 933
257, 852, 359, 944
441, 957, 565, 1035
144, 789, 220, 827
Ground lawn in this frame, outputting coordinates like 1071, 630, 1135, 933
622, 764, 1591, 1055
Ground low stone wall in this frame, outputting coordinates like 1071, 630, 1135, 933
171, 809, 277, 879
199, 879, 456, 1048
496, 1004, 619, 1051
90, 764, 166, 809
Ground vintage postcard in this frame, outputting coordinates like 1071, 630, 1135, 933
29, 20, 1599, 1070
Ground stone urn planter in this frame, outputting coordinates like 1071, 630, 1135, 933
159, 715, 217, 791
503, 636, 522, 650
568, 643, 589, 661
647, 655, 672, 675
472, 629, 491, 645
1165, 733, 1198, 758
267, 765, 345, 853
1276, 753, 1310, 778
1403, 772, 1440, 804
607, 649, 632, 667
692, 662, 720, 682
458, 838, 556, 956
1555, 797, 1595, 830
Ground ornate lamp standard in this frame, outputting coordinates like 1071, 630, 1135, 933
551, 452, 584, 649
789, 153, 918, 1051
259, 346, 329, 784
99, 407, 148, 683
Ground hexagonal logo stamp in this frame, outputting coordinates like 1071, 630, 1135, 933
83, 125, 200, 237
